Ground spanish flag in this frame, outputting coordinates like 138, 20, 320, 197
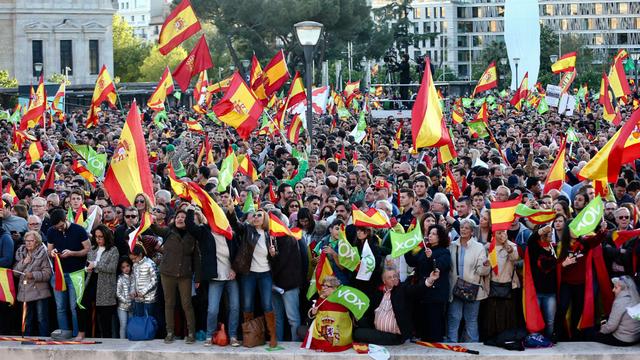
510, 72, 529, 107
103, 101, 155, 207
51, 82, 65, 121
268, 182, 278, 203
542, 137, 567, 194
172, 35, 213, 91
0, 268, 16, 305
515, 204, 556, 225
249, 55, 268, 104
25, 141, 44, 165
158, 0, 202, 55
53, 253, 66, 291
452, 99, 465, 124
599, 72, 622, 125
71, 160, 97, 187
263, 50, 290, 96
208, 76, 232, 94
4, 182, 18, 205
237, 154, 258, 181
490, 196, 522, 231
268, 212, 302, 240
287, 114, 303, 144
285, 71, 306, 110
612, 229, 640, 249
128, 211, 152, 252
352, 204, 391, 229
472, 62, 498, 97
578, 109, 640, 183
185, 118, 204, 133
212, 71, 264, 140
393, 120, 402, 149
40, 158, 56, 196
312, 252, 334, 296
193, 71, 211, 114
187, 181, 233, 239
523, 247, 546, 333
411, 58, 451, 150
20, 75, 46, 130
196, 134, 214, 166
147, 66, 175, 111
343, 80, 360, 106
444, 165, 461, 199
86, 65, 117, 128
437, 138, 458, 164
551, 52, 577, 74
607, 49, 631, 99
475, 101, 488, 123
12, 126, 36, 152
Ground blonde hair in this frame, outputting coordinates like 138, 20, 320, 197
23, 231, 43, 247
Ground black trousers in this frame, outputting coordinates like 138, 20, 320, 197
353, 328, 404, 345
77, 274, 116, 337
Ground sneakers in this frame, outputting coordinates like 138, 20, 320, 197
230, 337, 241, 347
185, 334, 196, 344
164, 333, 175, 344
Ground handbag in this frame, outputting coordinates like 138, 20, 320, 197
241, 316, 265, 347
452, 247, 480, 301
126, 308, 158, 341
489, 281, 512, 299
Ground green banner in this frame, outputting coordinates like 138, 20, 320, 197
326, 285, 370, 320
66, 143, 107, 178
69, 269, 86, 310
242, 190, 255, 213
390, 225, 423, 259
154, 110, 167, 130
468, 120, 489, 139
337, 236, 360, 272
217, 152, 236, 192
569, 196, 604, 237
537, 97, 549, 115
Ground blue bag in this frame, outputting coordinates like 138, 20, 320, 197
524, 333, 552, 348
126, 310, 158, 341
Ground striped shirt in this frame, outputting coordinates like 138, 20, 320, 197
374, 289, 401, 335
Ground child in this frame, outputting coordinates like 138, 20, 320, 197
130, 244, 158, 317
116, 257, 133, 338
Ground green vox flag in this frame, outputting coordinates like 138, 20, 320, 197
69, 269, 86, 310
499, 89, 509, 98
569, 196, 604, 237
66, 207, 74, 223
337, 106, 350, 119
217, 152, 235, 192
174, 159, 187, 178
326, 285, 370, 320
173, 90, 182, 100
468, 120, 489, 139
206, 112, 222, 125
154, 110, 167, 130
486, 95, 496, 104
66, 143, 108, 178
473, 97, 486, 108
576, 86, 587, 102
337, 235, 360, 272
390, 225, 423, 259
462, 98, 473, 108
537, 96, 549, 115
624, 58, 636, 73
0, 110, 8, 121
242, 190, 255, 213
8, 109, 20, 124
566, 127, 579, 143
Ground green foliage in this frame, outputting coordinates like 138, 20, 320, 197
113, 15, 151, 82
138, 46, 188, 82
434, 66, 458, 82
47, 73, 70, 85
474, 41, 510, 88
372, 0, 437, 54
0, 70, 18, 88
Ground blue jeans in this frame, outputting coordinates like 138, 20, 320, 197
51, 273, 78, 336
446, 298, 480, 342
272, 287, 301, 341
537, 293, 556, 338
239, 271, 273, 313
117, 308, 132, 339
25, 298, 49, 336
133, 301, 156, 317
207, 280, 240, 338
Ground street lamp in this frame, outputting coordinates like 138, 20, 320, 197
34, 62, 43, 81
631, 53, 640, 95
241, 59, 251, 82
294, 20, 323, 151
513, 57, 520, 89
549, 54, 558, 64
499, 58, 507, 88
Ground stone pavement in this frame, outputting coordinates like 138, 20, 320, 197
0, 339, 639, 360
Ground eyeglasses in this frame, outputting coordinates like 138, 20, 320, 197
617, 216, 630, 220
125, 215, 138, 219
134, 199, 145, 204
152, 208, 165, 214
321, 284, 336, 289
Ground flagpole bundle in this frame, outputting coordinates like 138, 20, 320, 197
412, 340, 480, 355
21, 340, 102, 345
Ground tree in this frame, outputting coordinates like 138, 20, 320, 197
474, 41, 510, 89
138, 46, 188, 82
113, 15, 151, 82
372, 0, 437, 55
0, 70, 18, 88
47, 73, 70, 85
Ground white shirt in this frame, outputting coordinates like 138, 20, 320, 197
250, 229, 270, 272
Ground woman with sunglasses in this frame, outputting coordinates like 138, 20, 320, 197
283, 199, 301, 218
133, 193, 152, 216
225, 202, 278, 348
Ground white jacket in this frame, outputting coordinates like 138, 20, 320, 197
448, 237, 491, 301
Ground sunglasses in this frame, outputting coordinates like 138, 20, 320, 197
617, 216, 630, 220
134, 199, 145, 204
152, 208, 165, 214
125, 215, 138, 219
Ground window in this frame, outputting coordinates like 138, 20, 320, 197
89, 40, 99, 75
570, 4, 578, 15
142, 15, 145, 21
60, 40, 73, 75
32, 40, 43, 77
595, 3, 602, 15
611, 18, 618, 29
588, 18, 595, 30
441, 7, 445, 17
131, 16, 134, 22
620, 3, 628, 14
414, 8, 421, 19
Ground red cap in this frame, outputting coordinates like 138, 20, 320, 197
375, 179, 390, 190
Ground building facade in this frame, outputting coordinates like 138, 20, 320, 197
116, 0, 171, 42
372, 0, 640, 80
0, 0, 116, 86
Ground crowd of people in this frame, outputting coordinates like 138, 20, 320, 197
1, 83, 640, 351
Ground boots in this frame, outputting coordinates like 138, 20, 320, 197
264, 311, 277, 348
243, 312, 254, 323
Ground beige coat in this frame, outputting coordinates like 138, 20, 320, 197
485, 240, 521, 289
13, 245, 52, 302
448, 238, 491, 301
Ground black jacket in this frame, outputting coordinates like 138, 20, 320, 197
369, 281, 426, 340
404, 246, 451, 303
269, 235, 303, 290
187, 209, 234, 281
114, 224, 136, 257
227, 210, 265, 275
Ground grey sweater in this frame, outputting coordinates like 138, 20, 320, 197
600, 290, 640, 343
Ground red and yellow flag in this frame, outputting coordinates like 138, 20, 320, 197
599, 72, 622, 125
287, 114, 303, 144
351, 205, 391, 229
25, 141, 44, 165
411, 58, 451, 150
0, 268, 16, 305
192, 71, 211, 114
452, 99, 464, 124
103, 101, 155, 207
128, 211, 152, 252
268, 182, 278, 203
51, 82, 65, 121
523, 248, 546, 333
268, 213, 302, 240
187, 182, 233, 239
196, 134, 214, 166
20, 76, 46, 130
208, 76, 232, 94
40, 158, 57, 196
578, 109, 640, 183
172, 35, 213, 91
158, 0, 202, 55
343, 80, 361, 106
608, 49, 631, 99
286, 71, 306, 110
612, 229, 640, 249
472, 62, 498, 97
542, 137, 567, 194
444, 165, 461, 199
212, 72, 264, 140
147, 66, 175, 111
185, 118, 204, 133
475, 101, 488, 123
249, 55, 268, 105
551, 52, 577, 74
263, 50, 290, 96
237, 154, 258, 181
4, 182, 18, 205
71, 160, 97, 187
490, 196, 522, 231
53, 253, 66, 291
510, 72, 529, 107
86, 65, 117, 128
393, 120, 403, 149
315, 252, 334, 293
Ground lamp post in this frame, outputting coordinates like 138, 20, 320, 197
241, 59, 251, 82
513, 57, 520, 89
34, 62, 43, 81
550, 55, 558, 84
294, 20, 323, 151
499, 57, 507, 88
